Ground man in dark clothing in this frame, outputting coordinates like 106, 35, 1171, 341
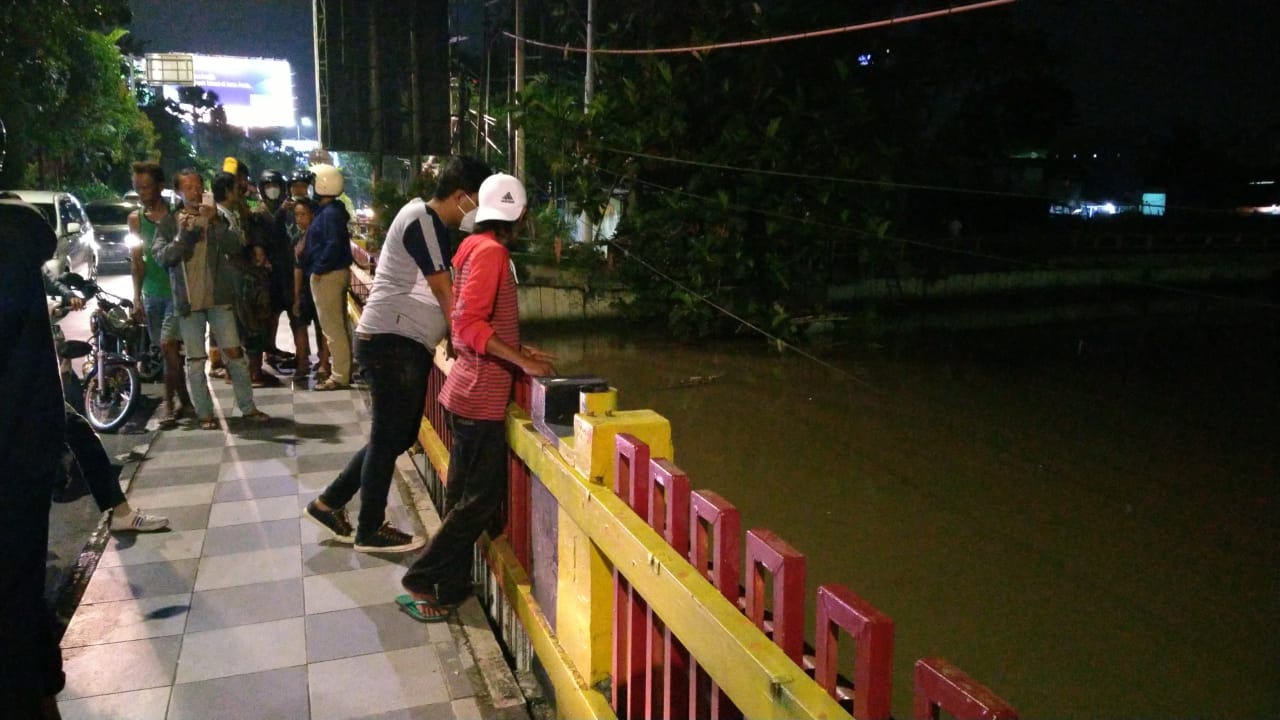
0, 198, 67, 719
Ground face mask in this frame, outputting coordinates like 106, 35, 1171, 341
264, 186, 282, 200
459, 208, 478, 233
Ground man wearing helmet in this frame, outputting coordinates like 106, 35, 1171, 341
302, 163, 354, 390
252, 169, 298, 375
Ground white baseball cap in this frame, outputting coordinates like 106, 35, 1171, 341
474, 173, 527, 223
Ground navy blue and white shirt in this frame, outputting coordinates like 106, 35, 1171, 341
356, 198, 452, 349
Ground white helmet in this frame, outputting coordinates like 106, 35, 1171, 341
474, 173, 527, 223
312, 163, 344, 197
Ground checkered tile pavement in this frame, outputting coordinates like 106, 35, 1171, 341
57, 381, 528, 720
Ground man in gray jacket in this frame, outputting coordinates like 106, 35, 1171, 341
155, 169, 267, 428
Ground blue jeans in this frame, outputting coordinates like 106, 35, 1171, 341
178, 305, 257, 419
320, 334, 432, 539
402, 411, 507, 604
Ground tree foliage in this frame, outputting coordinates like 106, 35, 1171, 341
518, 1, 894, 338
0, 0, 154, 191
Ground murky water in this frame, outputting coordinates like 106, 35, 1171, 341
530, 307, 1278, 719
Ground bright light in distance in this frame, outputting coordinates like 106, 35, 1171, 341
858, 53, 872, 66
1102, 202, 1116, 214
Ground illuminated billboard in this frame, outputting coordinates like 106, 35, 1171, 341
164, 54, 295, 129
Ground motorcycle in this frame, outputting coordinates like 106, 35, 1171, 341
61, 274, 144, 432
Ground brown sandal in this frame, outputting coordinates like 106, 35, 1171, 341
198, 417, 219, 430
242, 410, 271, 423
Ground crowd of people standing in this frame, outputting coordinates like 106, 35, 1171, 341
3, 151, 560, 717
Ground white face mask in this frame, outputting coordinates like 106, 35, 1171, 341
264, 186, 282, 200
459, 208, 478, 233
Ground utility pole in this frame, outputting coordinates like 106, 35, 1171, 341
368, 0, 383, 182
577, 0, 596, 243
514, 0, 525, 179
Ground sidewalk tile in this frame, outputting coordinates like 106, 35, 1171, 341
303, 564, 410, 614
140, 447, 226, 470
207, 495, 301, 528
154, 504, 212, 532
305, 603, 431, 663
297, 452, 357, 475
186, 578, 305, 632
167, 667, 309, 720
307, 646, 448, 720
302, 542, 408, 577
61, 593, 191, 647
60, 635, 182, 699
193, 546, 302, 592
213, 474, 300, 502
150, 431, 229, 452
98, 529, 206, 568
175, 616, 307, 684
292, 436, 367, 457
294, 422, 362, 440
296, 470, 338, 493
80, 558, 200, 604
203, 518, 300, 556
57, 686, 171, 720
217, 458, 297, 481
222, 441, 298, 462
128, 483, 217, 510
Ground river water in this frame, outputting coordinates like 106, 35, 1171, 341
529, 304, 1278, 719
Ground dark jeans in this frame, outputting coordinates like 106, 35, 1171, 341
402, 412, 507, 604
65, 402, 126, 512
0, 455, 65, 713
320, 334, 432, 538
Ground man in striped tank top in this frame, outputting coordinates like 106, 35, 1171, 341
397, 174, 556, 622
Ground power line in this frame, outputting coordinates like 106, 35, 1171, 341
503, 0, 1015, 56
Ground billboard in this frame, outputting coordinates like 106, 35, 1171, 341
164, 54, 295, 129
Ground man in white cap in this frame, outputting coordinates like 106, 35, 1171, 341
397, 173, 556, 621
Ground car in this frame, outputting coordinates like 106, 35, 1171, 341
3, 189, 97, 279
85, 198, 142, 275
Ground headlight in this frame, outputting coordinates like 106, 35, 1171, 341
124, 233, 143, 249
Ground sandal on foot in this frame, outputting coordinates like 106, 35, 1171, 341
198, 417, 219, 430
395, 594, 455, 623
314, 378, 348, 391
243, 409, 271, 423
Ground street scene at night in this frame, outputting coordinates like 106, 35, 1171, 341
1, 1, 1277, 719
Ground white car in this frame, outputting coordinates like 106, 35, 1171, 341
4, 189, 98, 279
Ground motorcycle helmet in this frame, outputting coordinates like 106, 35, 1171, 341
289, 170, 315, 200
312, 164, 343, 197
258, 169, 287, 201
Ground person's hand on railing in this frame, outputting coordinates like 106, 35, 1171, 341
519, 344, 557, 377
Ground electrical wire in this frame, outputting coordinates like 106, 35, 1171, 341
503, 0, 1016, 56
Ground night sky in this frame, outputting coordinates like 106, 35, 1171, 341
127, 1, 1280, 137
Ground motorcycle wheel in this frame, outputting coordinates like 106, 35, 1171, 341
137, 346, 164, 383
83, 364, 141, 433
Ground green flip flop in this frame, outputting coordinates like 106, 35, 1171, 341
395, 594, 454, 623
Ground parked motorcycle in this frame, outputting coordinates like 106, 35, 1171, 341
61, 273, 143, 432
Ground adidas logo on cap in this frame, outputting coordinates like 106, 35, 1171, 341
500, 192, 514, 203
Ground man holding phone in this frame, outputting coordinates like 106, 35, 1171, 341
154, 168, 268, 428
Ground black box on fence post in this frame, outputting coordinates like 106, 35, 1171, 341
531, 375, 610, 443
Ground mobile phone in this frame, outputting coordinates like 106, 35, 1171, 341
201, 191, 214, 207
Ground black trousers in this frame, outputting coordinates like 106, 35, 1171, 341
65, 403, 126, 512
402, 412, 507, 604
320, 335, 432, 539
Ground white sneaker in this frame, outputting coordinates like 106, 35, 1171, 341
110, 508, 170, 533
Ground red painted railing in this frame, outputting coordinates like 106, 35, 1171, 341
913, 657, 1019, 720
815, 584, 895, 720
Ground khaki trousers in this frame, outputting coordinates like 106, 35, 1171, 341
310, 269, 352, 385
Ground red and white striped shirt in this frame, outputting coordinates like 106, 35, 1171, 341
439, 231, 520, 421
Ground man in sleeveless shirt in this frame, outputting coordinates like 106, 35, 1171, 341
129, 161, 191, 426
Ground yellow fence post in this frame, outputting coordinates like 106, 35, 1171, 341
555, 389, 673, 694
